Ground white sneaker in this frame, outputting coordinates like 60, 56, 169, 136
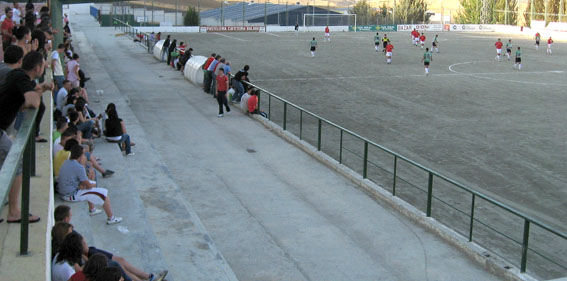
89, 208, 102, 216
107, 216, 123, 225
218, 114, 223, 117
125, 152, 136, 156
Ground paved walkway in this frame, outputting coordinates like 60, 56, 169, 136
68, 5, 502, 281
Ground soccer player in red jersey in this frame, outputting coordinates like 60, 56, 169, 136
385, 42, 394, 64
494, 38, 503, 62
419, 33, 426, 49
411, 29, 418, 46
324, 26, 330, 42
547, 37, 554, 54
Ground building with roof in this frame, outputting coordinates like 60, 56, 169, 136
200, 3, 345, 26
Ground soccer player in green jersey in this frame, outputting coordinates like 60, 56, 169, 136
534, 32, 541, 50
506, 40, 513, 61
374, 32, 380, 52
309, 37, 318, 57
422, 47, 433, 75
432, 34, 439, 53
514, 46, 522, 70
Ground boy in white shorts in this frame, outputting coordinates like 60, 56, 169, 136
324, 26, 330, 42
547, 37, 553, 54
57, 144, 122, 224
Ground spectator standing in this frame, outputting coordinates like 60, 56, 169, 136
207, 55, 221, 95
52, 44, 66, 90
57, 144, 123, 224
1, 7, 15, 51
166, 39, 176, 66
212, 58, 225, 94
1, 2, 23, 25
0, 45, 24, 84
13, 26, 32, 55
161, 35, 170, 62
231, 65, 249, 103
223, 61, 231, 77
0, 51, 52, 224
202, 53, 216, 93
215, 68, 230, 117
66, 54, 81, 87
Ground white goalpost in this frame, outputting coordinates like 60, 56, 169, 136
303, 13, 357, 32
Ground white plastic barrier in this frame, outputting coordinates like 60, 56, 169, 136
153, 40, 165, 60
183, 55, 207, 86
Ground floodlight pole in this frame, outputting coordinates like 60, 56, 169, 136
264, 0, 267, 28
326, 0, 330, 26
243, 1, 246, 26
221, 0, 224, 26
505, 0, 508, 25
393, 0, 396, 25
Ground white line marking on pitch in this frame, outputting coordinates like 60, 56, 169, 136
264, 32, 281, 37
448, 61, 566, 85
213, 33, 247, 41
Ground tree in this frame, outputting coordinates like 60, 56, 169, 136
395, 0, 431, 24
184, 7, 200, 26
492, 0, 518, 25
456, 0, 481, 23
379, 3, 392, 24
349, 0, 377, 25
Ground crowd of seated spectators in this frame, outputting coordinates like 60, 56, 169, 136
51, 205, 168, 281
0, 6, 166, 280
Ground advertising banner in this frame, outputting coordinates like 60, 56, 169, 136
200, 26, 265, 33
449, 24, 495, 32
396, 24, 443, 32
349, 25, 397, 32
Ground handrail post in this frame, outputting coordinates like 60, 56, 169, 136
520, 220, 531, 273
283, 102, 287, 130
392, 156, 397, 196
339, 130, 343, 164
20, 131, 32, 255
363, 141, 368, 178
299, 110, 303, 140
268, 94, 271, 121
317, 119, 322, 151
30, 127, 36, 176
469, 194, 476, 241
426, 172, 433, 217
257, 89, 261, 111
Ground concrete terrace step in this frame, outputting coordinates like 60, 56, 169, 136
60, 5, 238, 281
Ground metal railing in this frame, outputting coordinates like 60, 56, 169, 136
242, 80, 567, 278
0, 108, 38, 255
113, 18, 153, 54
117, 25, 566, 277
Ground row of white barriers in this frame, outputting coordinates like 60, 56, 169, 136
152, 39, 207, 86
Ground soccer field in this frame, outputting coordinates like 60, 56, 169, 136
169, 30, 567, 278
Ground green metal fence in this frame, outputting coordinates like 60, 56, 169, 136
114, 18, 153, 54
243, 80, 567, 278
0, 109, 38, 255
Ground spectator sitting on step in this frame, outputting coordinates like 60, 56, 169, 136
240, 87, 252, 109
54, 138, 79, 179
53, 117, 68, 144
51, 221, 73, 259
51, 231, 85, 281
54, 205, 168, 281
57, 144, 122, 224
105, 107, 135, 156
248, 89, 267, 118
95, 267, 122, 281
75, 97, 101, 137
69, 253, 108, 281
55, 80, 72, 112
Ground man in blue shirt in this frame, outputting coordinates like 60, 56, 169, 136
207, 55, 221, 95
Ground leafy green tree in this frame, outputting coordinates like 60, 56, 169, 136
349, 0, 377, 25
524, 0, 566, 25
492, 0, 518, 24
184, 6, 200, 26
379, 3, 391, 24
395, 0, 431, 24
456, 0, 481, 23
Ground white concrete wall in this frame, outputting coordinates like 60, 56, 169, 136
137, 26, 200, 33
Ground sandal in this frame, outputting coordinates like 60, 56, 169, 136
7, 213, 41, 223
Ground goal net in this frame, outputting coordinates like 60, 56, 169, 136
303, 14, 357, 30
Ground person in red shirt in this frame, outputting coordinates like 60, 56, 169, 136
385, 42, 394, 64
1, 7, 15, 51
247, 89, 267, 118
215, 68, 230, 117
177, 41, 186, 55
419, 33, 426, 49
547, 37, 554, 54
202, 53, 216, 92
494, 38, 503, 62
324, 26, 330, 42
412, 29, 419, 46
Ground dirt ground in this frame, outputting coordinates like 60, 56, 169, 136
167, 29, 567, 279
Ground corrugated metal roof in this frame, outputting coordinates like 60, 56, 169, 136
200, 3, 306, 21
